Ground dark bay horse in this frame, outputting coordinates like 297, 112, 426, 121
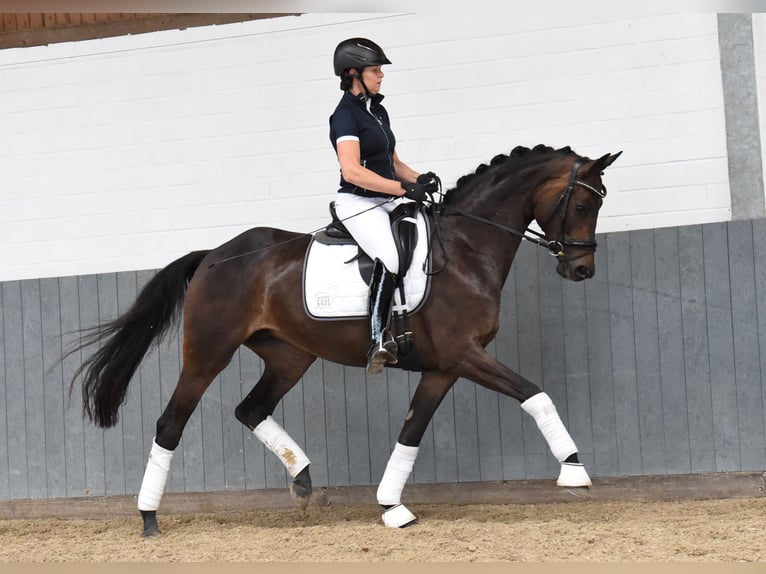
69, 144, 621, 536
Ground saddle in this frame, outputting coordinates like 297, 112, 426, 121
314, 201, 420, 286
312, 200, 424, 357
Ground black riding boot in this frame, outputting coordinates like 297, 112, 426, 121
367, 259, 398, 374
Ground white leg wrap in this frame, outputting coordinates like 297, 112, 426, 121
521, 392, 578, 462
253, 416, 310, 478
376, 442, 419, 506
137, 439, 174, 512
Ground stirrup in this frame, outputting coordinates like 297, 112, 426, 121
367, 338, 398, 374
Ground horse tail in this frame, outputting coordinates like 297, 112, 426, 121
68, 250, 210, 428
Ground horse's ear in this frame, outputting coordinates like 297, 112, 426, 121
584, 151, 622, 177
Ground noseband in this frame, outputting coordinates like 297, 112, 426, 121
443, 159, 606, 259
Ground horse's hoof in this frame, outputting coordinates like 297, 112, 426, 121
564, 486, 593, 500
140, 510, 162, 538
556, 462, 592, 487
290, 466, 312, 509
381, 504, 418, 528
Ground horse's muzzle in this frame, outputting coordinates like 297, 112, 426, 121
556, 259, 595, 282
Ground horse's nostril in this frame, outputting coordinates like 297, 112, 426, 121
575, 265, 593, 279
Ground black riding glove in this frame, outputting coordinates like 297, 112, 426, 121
416, 171, 440, 194
401, 181, 428, 204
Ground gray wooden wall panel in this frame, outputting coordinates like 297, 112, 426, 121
703, 223, 741, 471
678, 226, 716, 473
606, 232, 642, 476
4, 281, 28, 499
3, 219, 766, 502
585, 244, 619, 476
0, 280, 8, 500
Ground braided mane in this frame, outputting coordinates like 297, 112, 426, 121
443, 144, 576, 205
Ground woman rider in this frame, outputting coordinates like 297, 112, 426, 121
329, 37, 439, 375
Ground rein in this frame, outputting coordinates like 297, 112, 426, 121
438, 159, 606, 260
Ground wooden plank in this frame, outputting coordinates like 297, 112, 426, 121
678, 225, 716, 472
199, 371, 225, 492
77, 274, 106, 497
14, 13, 30, 30
496, 259, 527, 480
219, 351, 246, 490
59, 276, 87, 497
727, 221, 766, 469
1, 282, 25, 498
537, 246, 568, 479
54, 13, 69, 26
40, 278, 67, 498
654, 227, 692, 474
606, 231, 642, 475
0, 284, 9, 499
703, 223, 741, 471
301, 361, 328, 487
561, 275, 595, 472
20, 280, 46, 498
28, 13, 42, 28
475, 373, 503, 481
96, 273, 126, 497
753, 219, 766, 471
584, 236, 618, 476
453, 377, 480, 482
344, 365, 371, 486
43, 14, 56, 28
515, 243, 548, 478
629, 230, 665, 474
322, 361, 350, 486
2, 13, 17, 32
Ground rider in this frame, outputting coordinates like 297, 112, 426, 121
329, 37, 439, 374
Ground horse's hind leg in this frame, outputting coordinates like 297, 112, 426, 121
235, 339, 316, 508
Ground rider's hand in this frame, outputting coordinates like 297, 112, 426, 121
401, 181, 428, 204
416, 171, 440, 194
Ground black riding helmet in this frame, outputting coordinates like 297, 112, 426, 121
333, 37, 392, 76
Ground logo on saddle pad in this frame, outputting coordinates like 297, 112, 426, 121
303, 206, 431, 320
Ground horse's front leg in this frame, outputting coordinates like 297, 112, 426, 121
377, 371, 458, 528
457, 347, 591, 488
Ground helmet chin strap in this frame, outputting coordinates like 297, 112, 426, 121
353, 68, 372, 99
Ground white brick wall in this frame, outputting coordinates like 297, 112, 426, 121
0, 12, 730, 281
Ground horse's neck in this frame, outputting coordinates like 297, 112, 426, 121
444, 183, 536, 291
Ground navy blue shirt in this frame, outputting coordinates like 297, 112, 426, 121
329, 91, 397, 198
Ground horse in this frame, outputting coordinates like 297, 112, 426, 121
67, 144, 621, 537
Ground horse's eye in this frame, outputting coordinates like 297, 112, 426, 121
575, 204, 587, 215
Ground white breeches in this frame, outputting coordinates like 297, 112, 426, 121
333, 193, 403, 274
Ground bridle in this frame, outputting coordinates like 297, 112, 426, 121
440, 158, 606, 259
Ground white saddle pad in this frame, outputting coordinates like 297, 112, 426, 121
303, 211, 430, 320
